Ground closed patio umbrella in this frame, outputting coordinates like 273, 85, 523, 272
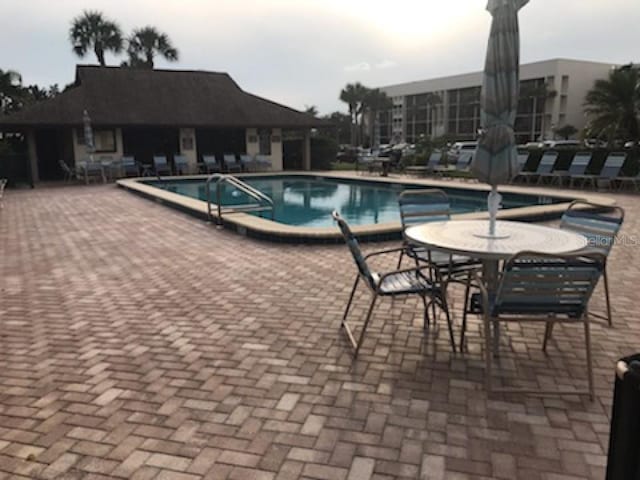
471, 0, 528, 237
83, 109, 95, 161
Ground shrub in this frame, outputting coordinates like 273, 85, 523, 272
310, 136, 338, 170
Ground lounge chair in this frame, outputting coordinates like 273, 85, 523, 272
76, 159, 105, 184
405, 151, 442, 176
332, 210, 455, 356
153, 155, 172, 176
435, 151, 473, 177
616, 170, 640, 191
240, 154, 255, 172
223, 153, 242, 173
527, 151, 560, 184
595, 152, 627, 190
511, 152, 530, 183
59, 159, 76, 182
0, 178, 6, 209
398, 189, 480, 282
202, 155, 221, 174
552, 152, 593, 188
560, 200, 625, 326
464, 251, 604, 398
120, 156, 139, 177
174, 155, 189, 175
255, 155, 271, 171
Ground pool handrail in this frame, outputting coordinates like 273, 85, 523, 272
204, 173, 275, 225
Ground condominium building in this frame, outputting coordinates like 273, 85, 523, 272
377, 58, 616, 145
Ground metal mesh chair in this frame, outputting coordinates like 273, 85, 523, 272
470, 251, 605, 398
398, 189, 480, 281
174, 155, 189, 175
332, 211, 456, 356
153, 155, 172, 176
121, 156, 139, 177
223, 154, 242, 173
560, 200, 625, 326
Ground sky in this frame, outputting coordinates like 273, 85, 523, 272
2, 0, 639, 116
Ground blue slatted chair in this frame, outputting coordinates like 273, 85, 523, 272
255, 154, 271, 171
223, 153, 242, 173
240, 154, 255, 172
517, 151, 558, 184
406, 151, 442, 176
121, 156, 139, 177
560, 200, 625, 326
398, 189, 480, 280
511, 152, 530, 183
469, 251, 605, 398
597, 152, 626, 190
332, 211, 456, 356
153, 155, 172, 175
549, 151, 592, 187
174, 155, 189, 175
202, 155, 221, 174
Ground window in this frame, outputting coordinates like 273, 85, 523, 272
258, 128, 271, 155
76, 128, 117, 153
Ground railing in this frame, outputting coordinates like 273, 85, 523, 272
205, 174, 274, 225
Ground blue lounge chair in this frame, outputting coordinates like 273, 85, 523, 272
560, 200, 625, 326
553, 152, 593, 188
153, 155, 172, 176
595, 152, 627, 190
240, 154, 254, 172
121, 156, 139, 177
434, 151, 473, 177
516, 151, 558, 184
174, 155, 189, 175
223, 153, 241, 173
332, 211, 455, 356
406, 151, 442, 176
255, 155, 271, 171
511, 152, 530, 183
465, 251, 604, 398
202, 155, 221, 174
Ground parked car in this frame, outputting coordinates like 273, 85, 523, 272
541, 140, 581, 148
624, 141, 640, 149
447, 141, 478, 161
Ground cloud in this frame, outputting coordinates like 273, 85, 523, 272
375, 60, 397, 69
344, 62, 371, 72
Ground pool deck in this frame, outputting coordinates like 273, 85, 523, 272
0, 180, 638, 479
117, 172, 617, 242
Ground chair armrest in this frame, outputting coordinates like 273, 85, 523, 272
363, 247, 406, 260
376, 264, 439, 285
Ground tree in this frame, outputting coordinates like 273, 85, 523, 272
0, 69, 22, 113
362, 88, 392, 147
69, 11, 123, 66
339, 82, 367, 146
126, 27, 179, 69
304, 105, 319, 116
554, 124, 578, 140
584, 64, 640, 142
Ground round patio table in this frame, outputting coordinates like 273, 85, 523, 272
405, 219, 588, 351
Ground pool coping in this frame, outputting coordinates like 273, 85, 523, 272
116, 172, 618, 243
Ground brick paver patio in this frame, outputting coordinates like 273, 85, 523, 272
1, 183, 638, 479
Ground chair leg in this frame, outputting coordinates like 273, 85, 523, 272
421, 294, 430, 330
603, 265, 613, 326
484, 314, 493, 393
396, 250, 404, 269
542, 321, 554, 352
460, 271, 472, 351
342, 276, 360, 322
353, 295, 378, 357
441, 295, 456, 353
584, 316, 594, 401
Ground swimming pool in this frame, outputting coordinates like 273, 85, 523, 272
118, 173, 600, 243
149, 175, 562, 228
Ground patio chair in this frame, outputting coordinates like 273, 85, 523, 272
520, 151, 558, 184
174, 155, 189, 175
76, 159, 105, 184
616, 169, 640, 191
595, 152, 627, 190
468, 251, 605, 398
223, 153, 242, 173
510, 152, 530, 183
202, 155, 221, 174
240, 154, 255, 172
59, 159, 76, 182
153, 155, 172, 176
255, 154, 271, 171
120, 156, 139, 177
0, 178, 6, 209
436, 151, 473, 178
332, 211, 456, 356
553, 152, 593, 188
560, 200, 625, 326
406, 151, 442, 176
397, 189, 480, 281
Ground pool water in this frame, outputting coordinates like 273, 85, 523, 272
153, 175, 560, 228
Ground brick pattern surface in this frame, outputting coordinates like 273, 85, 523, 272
0, 183, 638, 479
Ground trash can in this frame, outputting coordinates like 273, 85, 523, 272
606, 354, 640, 480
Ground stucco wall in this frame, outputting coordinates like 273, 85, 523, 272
179, 128, 198, 173
72, 127, 124, 164
245, 127, 283, 171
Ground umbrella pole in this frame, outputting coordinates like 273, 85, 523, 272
488, 185, 500, 236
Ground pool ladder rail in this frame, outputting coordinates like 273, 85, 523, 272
205, 174, 275, 225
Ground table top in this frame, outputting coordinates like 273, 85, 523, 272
405, 220, 588, 260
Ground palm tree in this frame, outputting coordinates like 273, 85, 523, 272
339, 82, 367, 146
304, 105, 319, 116
0, 69, 23, 113
69, 11, 123, 66
362, 89, 392, 147
126, 27, 179, 69
584, 64, 640, 142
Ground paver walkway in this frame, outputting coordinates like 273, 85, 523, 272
0, 184, 638, 479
